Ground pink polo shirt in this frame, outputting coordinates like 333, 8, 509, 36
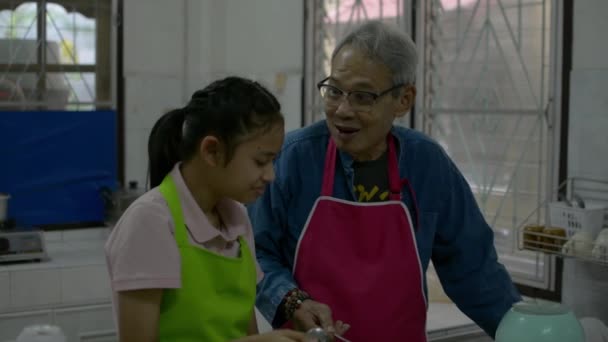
105, 163, 263, 298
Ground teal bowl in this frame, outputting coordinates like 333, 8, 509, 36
495, 301, 585, 342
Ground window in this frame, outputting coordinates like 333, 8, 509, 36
0, 0, 113, 110
419, 0, 562, 290
0, 0, 119, 229
305, 0, 565, 293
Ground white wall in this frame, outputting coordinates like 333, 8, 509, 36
123, 0, 188, 187
221, 0, 303, 133
562, 0, 608, 322
567, 0, 608, 180
123, 0, 303, 187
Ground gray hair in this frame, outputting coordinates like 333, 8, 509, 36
332, 21, 418, 86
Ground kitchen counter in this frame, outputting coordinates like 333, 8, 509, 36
0, 228, 115, 342
427, 303, 480, 340
0, 228, 109, 273
0, 228, 113, 315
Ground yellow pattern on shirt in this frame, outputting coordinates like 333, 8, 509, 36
355, 185, 390, 202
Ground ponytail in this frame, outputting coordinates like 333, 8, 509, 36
147, 108, 186, 188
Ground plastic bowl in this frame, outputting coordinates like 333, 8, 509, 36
495, 301, 585, 342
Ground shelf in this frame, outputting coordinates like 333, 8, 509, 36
515, 177, 608, 267
518, 228, 608, 266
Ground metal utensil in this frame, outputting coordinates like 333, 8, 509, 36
305, 327, 352, 342
305, 327, 329, 342
334, 333, 352, 342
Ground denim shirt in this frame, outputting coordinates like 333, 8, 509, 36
247, 120, 520, 337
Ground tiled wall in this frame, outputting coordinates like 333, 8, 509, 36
563, 0, 608, 323
123, 0, 189, 187
122, 0, 304, 188
0, 229, 114, 341
562, 259, 608, 321
0, 230, 111, 314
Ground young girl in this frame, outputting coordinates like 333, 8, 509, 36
105, 77, 306, 342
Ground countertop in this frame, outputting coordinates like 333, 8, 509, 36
0, 228, 109, 273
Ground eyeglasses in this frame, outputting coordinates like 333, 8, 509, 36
317, 77, 404, 110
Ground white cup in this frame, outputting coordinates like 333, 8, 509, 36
592, 229, 608, 262
562, 231, 595, 258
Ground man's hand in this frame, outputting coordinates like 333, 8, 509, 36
292, 300, 350, 338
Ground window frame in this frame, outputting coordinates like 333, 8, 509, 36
0, 0, 115, 110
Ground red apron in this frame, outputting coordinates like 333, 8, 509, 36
293, 135, 427, 341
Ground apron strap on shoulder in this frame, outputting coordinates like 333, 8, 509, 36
159, 175, 189, 245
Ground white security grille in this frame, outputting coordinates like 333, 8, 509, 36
420, 0, 560, 287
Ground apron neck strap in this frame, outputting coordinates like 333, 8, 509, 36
386, 135, 401, 201
321, 138, 338, 196
158, 175, 189, 245
321, 134, 401, 199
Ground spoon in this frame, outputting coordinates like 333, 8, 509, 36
305, 327, 351, 342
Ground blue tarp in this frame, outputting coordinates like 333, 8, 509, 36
0, 110, 118, 227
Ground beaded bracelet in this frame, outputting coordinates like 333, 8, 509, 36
284, 288, 311, 321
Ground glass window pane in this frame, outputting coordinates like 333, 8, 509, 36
0, 2, 39, 73
46, 71, 95, 110
46, 2, 96, 65
0, 72, 30, 110
0, 1, 111, 111
425, 0, 554, 284
0, 2, 38, 40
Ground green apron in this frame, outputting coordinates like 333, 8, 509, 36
157, 175, 257, 342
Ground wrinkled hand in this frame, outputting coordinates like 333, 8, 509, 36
234, 329, 307, 342
292, 300, 350, 339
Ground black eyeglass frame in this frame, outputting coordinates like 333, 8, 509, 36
316, 77, 405, 106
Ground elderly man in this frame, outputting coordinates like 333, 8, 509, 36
248, 21, 520, 341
